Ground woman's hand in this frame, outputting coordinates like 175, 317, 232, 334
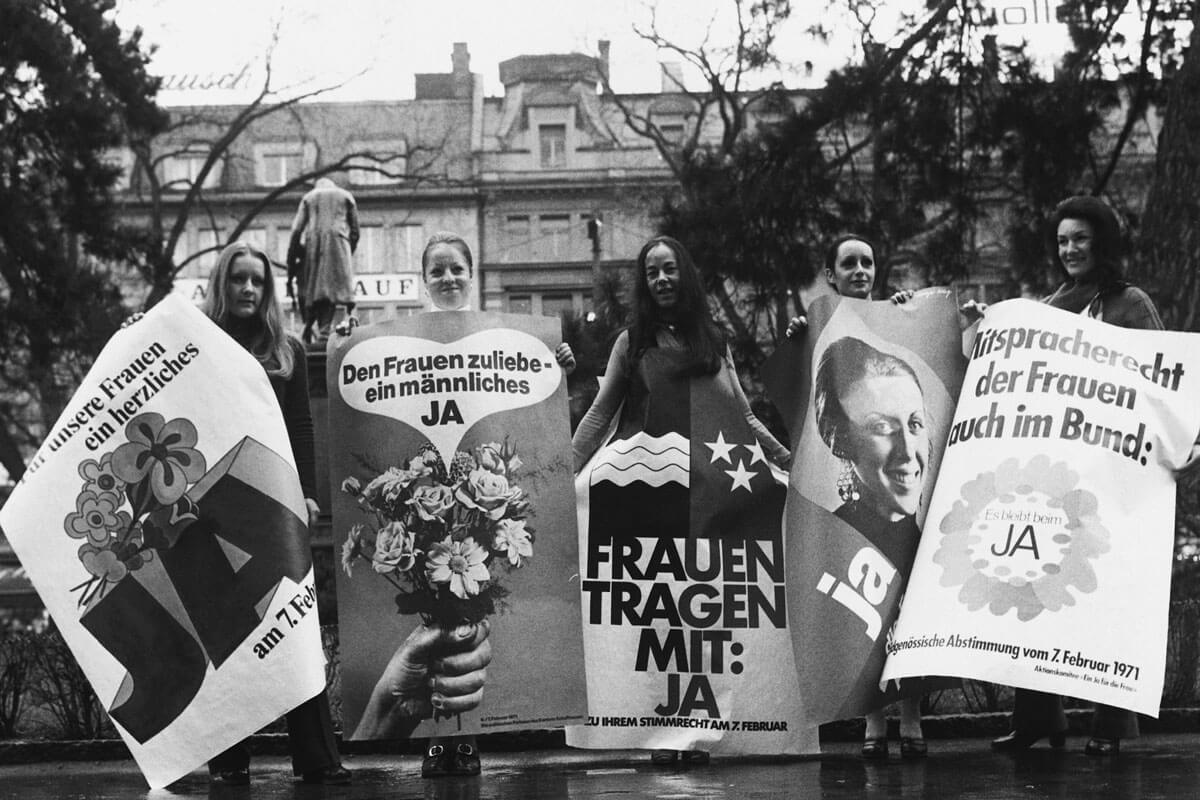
304, 498, 320, 530
889, 289, 916, 304
120, 312, 145, 329
555, 343, 576, 375
353, 620, 492, 739
785, 316, 808, 339
960, 299, 988, 323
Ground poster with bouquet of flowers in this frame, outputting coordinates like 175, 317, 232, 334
329, 312, 586, 739
0, 295, 326, 788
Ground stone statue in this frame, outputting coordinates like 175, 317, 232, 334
286, 178, 360, 344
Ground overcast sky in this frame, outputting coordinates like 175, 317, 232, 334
111, 0, 1106, 106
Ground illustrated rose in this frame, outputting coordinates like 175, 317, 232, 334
408, 484, 456, 522
476, 443, 506, 475
362, 466, 420, 504
372, 521, 419, 574
456, 468, 521, 520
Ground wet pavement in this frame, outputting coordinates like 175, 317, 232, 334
1, 735, 1198, 799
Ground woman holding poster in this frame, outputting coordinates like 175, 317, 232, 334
787, 235, 929, 760
388, 232, 574, 778
201, 242, 352, 786
572, 235, 791, 766
992, 196, 1162, 757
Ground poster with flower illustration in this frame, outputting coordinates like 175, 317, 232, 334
0, 295, 327, 788
328, 312, 585, 739
881, 299, 1200, 714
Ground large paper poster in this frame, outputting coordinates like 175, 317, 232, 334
329, 312, 586, 739
764, 290, 966, 726
567, 351, 819, 755
0, 295, 326, 789
883, 299, 1200, 714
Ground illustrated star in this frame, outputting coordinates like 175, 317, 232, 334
725, 459, 756, 492
744, 440, 768, 466
705, 431, 737, 464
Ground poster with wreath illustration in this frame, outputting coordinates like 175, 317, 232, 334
328, 312, 585, 739
881, 299, 1200, 715
0, 295, 326, 789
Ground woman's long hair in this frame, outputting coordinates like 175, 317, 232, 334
628, 236, 724, 377
1048, 195, 1127, 295
203, 241, 294, 378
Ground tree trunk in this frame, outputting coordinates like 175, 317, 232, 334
1138, 5, 1200, 331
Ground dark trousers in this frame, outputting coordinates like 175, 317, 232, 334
209, 689, 340, 776
1012, 688, 1139, 739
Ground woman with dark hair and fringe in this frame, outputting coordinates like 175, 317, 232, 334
201, 241, 352, 786
788, 234, 929, 759
991, 195, 1161, 758
573, 235, 790, 766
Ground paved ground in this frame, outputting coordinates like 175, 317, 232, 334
1, 735, 1198, 799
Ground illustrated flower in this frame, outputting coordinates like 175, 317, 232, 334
934, 455, 1109, 621
341, 476, 362, 496
408, 484, 456, 522
78, 453, 123, 498
492, 518, 533, 566
111, 413, 206, 504
372, 521, 419, 574
448, 451, 478, 484
113, 539, 152, 571
426, 536, 490, 599
456, 468, 522, 520
362, 466, 420, 504
476, 442, 521, 476
64, 492, 122, 546
341, 524, 366, 577
79, 543, 128, 584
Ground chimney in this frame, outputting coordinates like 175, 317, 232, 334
598, 39, 610, 81
661, 62, 684, 92
452, 42, 471, 99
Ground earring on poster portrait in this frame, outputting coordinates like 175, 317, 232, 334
837, 459, 861, 503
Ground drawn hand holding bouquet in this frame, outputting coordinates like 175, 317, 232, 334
65, 413, 206, 608
341, 439, 532, 732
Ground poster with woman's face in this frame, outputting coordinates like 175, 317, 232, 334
804, 301, 962, 531
764, 289, 967, 726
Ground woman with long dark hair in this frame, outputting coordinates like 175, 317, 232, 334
201, 241, 351, 786
992, 195, 1161, 757
573, 235, 789, 765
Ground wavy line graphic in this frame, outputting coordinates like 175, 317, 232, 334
591, 432, 690, 488
590, 463, 689, 488
604, 443, 690, 459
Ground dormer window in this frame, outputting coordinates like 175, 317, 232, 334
161, 143, 220, 191
347, 140, 408, 186
254, 142, 314, 187
539, 124, 567, 168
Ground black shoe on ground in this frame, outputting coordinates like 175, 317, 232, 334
421, 744, 449, 778
448, 743, 481, 776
